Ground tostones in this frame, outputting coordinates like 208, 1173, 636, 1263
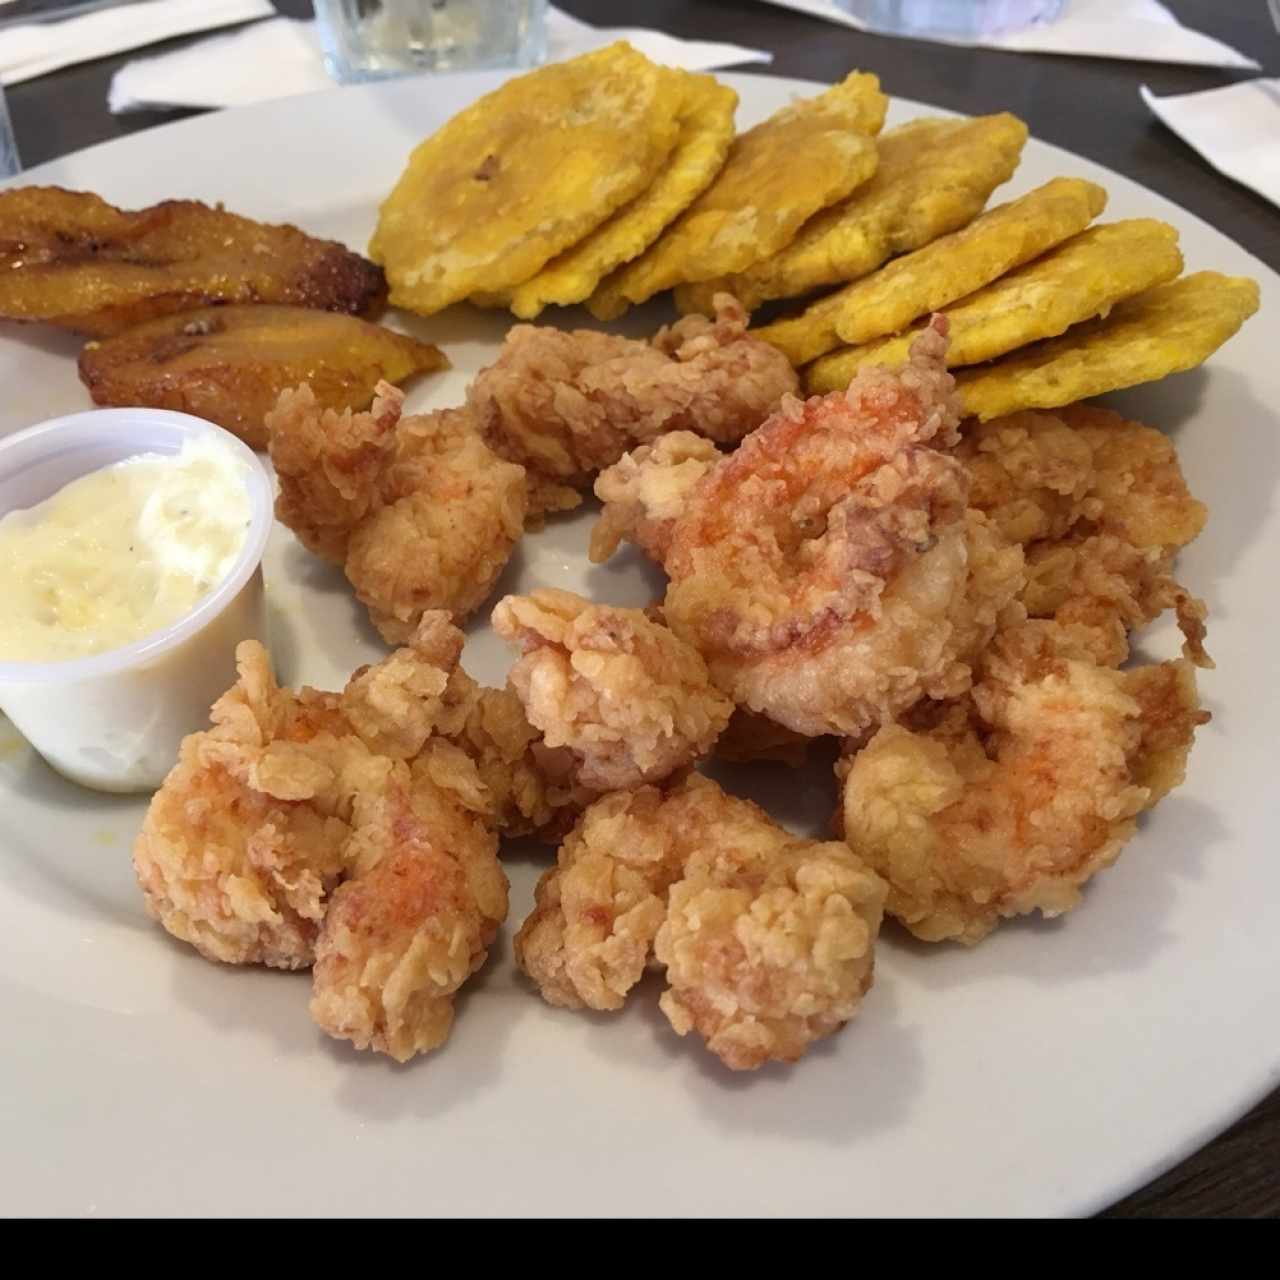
954, 272, 1260, 420
508, 72, 738, 320
808, 218, 1183, 391
369, 43, 683, 316
586, 71, 887, 319
674, 112, 1028, 317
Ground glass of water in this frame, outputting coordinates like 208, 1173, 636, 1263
836, 0, 1064, 38
315, 0, 548, 84
0, 83, 21, 180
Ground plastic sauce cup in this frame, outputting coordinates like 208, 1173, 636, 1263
0, 409, 273, 793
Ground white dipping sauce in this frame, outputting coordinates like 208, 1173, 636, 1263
0, 435, 252, 663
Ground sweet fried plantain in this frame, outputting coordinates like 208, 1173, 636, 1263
0, 186, 387, 336
78, 305, 446, 448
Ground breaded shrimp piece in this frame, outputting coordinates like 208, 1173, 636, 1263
267, 381, 527, 641
515, 784, 689, 1011
516, 773, 886, 1070
310, 747, 508, 1062
663, 319, 1019, 736
839, 621, 1208, 945
589, 431, 721, 564
433, 667, 592, 840
492, 588, 733, 791
655, 785, 886, 1071
133, 650, 351, 970
134, 614, 510, 1061
956, 405, 1210, 665
467, 293, 796, 509
267, 380, 402, 564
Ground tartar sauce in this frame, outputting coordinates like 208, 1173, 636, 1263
0, 434, 253, 663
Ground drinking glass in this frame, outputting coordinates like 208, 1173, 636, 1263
314, 0, 548, 84
836, 0, 1065, 38
0, 83, 21, 179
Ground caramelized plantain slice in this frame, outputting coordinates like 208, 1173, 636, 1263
78, 305, 447, 448
0, 186, 387, 337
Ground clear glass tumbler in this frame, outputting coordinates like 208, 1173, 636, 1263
315, 0, 548, 84
836, 0, 1064, 39
0, 82, 21, 180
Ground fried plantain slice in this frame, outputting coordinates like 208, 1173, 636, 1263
0, 186, 386, 337
808, 219, 1183, 392
508, 72, 738, 320
586, 71, 887, 319
78, 305, 446, 449
369, 42, 683, 317
675, 113, 1029, 318
954, 272, 1260, 421
759, 176, 1105, 367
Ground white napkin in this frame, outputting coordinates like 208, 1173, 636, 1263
108, 7, 772, 114
1, 0, 275, 87
759, 0, 1260, 69
1142, 79, 1280, 210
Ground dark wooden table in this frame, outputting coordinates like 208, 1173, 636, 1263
5, 0, 1279, 1218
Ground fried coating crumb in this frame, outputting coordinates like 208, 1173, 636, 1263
839, 620, 1208, 944
467, 293, 796, 507
267, 381, 527, 640
516, 773, 886, 1070
493, 588, 732, 791
134, 615, 510, 1061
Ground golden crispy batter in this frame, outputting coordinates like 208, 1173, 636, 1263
654, 782, 886, 1071
369, 43, 682, 315
955, 271, 1261, 420
956, 405, 1209, 666
675, 113, 1028, 316
0, 186, 386, 336
432, 669, 591, 840
516, 773, 885, 1070
134, 617, 510, 1060
492, 589, 732, 791
589, 430, 721, 565
810, 219, 1183, 391
267, 382, 527, 640
760, 175, 1103, 367
310, 750, 507, 1061
663, 321, 1022, 737
839, 623, 1207, 944
508, 72, 738, 319
78, 304, 446, 449
467, 293, 796, 505
588, 72, 887, 317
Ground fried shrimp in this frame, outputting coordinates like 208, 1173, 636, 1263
133, 615, 509, 1061
956, 404, 1210, 666
466, 293, 796, 511
662, 319, 1019, 736
515, 773, 886, 1069
839, 621, 1207, 945
267, 380, 527, 641
492, 589, 732, 791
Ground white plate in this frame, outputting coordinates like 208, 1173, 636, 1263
2, 71, 1277, 1219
